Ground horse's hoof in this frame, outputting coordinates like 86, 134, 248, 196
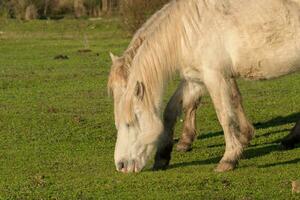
176, 143, 192, 152
214, 161, 236, 172
152, 159, 169, 171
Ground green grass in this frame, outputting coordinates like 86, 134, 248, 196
0, 18, 300, 200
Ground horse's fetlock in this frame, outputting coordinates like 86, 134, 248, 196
215, 160, 238, 172
176, 141, 193, 152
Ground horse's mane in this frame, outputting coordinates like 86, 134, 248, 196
107, 1, 174, 95
123, 0, 204, 123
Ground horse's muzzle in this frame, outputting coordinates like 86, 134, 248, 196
116, 159, 142, 173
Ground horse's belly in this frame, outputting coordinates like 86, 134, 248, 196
236, 54, 300, 80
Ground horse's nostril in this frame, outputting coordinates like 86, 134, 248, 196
117, 162, 124, 171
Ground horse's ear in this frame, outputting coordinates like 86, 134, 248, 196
109, 52, 119, 63
135, 81, 145, 100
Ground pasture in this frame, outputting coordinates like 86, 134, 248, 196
0, 18, 300, 199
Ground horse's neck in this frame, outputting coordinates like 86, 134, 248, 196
126, 0, 203, 109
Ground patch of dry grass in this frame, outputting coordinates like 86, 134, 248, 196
119, 0, 170, 33
0, 0, 112, 19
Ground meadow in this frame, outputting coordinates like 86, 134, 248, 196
0, 18, 299, 199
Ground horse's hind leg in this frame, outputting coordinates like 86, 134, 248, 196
281, 120, 300, 149
203, 74, 254, 172
153, 81, 204, 170
176, 82, 203, 152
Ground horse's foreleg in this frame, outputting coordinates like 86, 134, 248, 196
153, 80, 203, 170
204, 74, 253, 172
153, 81, 185, 170
177, 82, 203, 152
281, 120, 300, 149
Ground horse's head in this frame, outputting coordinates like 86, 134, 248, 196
108, 54, 163, 172
115, 80, 163, 173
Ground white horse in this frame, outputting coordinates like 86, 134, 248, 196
108, 0, 300, 173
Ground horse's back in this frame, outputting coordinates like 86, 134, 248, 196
219, 0, 300, 79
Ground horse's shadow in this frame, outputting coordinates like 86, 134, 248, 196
170, 143, 300, 169
198, 112, 300, 140
242, 143, 300, 168
170, 112, 300, 169
169, 156, 221, 169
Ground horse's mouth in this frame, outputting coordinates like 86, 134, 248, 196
116, 159, 143, 173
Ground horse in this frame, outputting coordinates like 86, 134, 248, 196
108, 0, 300, 173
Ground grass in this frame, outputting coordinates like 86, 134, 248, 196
0, 18, 300, 199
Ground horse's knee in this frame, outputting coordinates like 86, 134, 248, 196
163, 97, 183, 133
165, 104, 180, 121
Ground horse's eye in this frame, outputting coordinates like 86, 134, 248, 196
126, 123, 130, 128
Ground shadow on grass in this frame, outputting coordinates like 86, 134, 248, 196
198, 112, 300, 140
258, 158, 300, 168
169, 143, 300, 170
170, 113, 300, 170
254, 112, 300, 129
169, 144, 278, 169
169, 156, 221, 169
255, 128, 291, 138
205, 128, 289, 149
206, 143, 224, 148
243, 144, 280, 159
